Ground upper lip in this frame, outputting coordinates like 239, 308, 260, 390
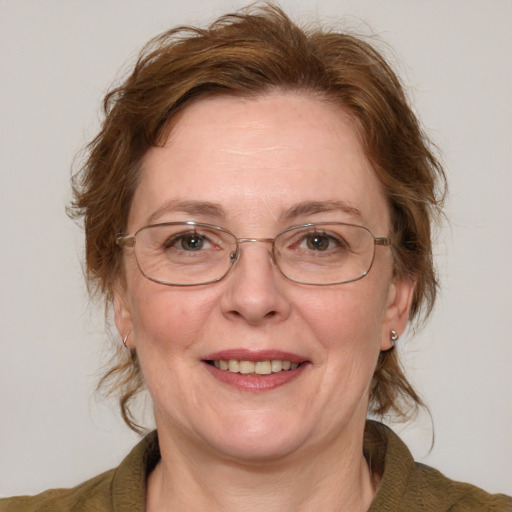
203, 349, 309, 364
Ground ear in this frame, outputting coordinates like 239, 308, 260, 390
113, 281, 134, 349
380, 277, 416, 350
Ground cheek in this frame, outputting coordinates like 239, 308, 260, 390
304, 287, 384, 337
296, 281, 389, 365
128, 278, 217, 357
127, 282, 222, 411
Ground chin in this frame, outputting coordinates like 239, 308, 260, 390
195, 413, 311, 463
208, 434, 306, 464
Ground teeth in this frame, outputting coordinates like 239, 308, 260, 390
239, 361, 255, 374
228, 359, 240, 372
211, 359, 301, 374
255, 361, 272, 375
271, 360, 283, 372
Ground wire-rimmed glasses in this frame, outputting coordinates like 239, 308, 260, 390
116, 221, 391, 286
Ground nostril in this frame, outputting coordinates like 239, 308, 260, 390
228, 309, 276, 318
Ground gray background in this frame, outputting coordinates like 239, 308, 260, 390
1, 0, 511, 497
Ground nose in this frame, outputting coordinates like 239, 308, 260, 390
220, 241, 291, 325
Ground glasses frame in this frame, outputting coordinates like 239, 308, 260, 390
116, 220, 391, 287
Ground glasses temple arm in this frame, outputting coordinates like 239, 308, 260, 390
374, 237, 391, 246
116, 235, 135, 248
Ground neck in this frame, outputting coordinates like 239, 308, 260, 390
146, 419, 377, 512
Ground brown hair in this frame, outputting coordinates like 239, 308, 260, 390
69, 4, 445, 432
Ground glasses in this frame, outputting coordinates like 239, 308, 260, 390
116, 221, 391, 286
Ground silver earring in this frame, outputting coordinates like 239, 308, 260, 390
390, 329, 399, 347
122, 330, 131, 348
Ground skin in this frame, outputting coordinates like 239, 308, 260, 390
114, 91, 415, 511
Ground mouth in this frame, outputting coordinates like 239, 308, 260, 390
206, 359, 302, 375
203, 350, 310, 391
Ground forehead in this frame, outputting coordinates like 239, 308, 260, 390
129, 92, 389, 232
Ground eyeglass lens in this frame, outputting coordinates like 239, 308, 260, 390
131, 222, 378, 286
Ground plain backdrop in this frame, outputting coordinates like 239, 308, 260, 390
1, 0, 511, 498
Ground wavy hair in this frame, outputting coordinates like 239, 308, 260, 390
69, 4, 445, 432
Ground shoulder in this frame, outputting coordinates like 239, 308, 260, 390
411, 462, 512, 511
0, 431, 160, 512
365, 421, 512, 512
0, 470, 115, 512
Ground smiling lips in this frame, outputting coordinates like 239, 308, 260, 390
211, 359, 300, 374
204, 351, 308, 390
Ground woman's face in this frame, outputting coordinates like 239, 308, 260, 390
115, 92, 414, 461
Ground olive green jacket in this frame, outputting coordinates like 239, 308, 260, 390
1, 421, 510, 511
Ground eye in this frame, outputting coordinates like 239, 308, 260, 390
180, 234, 205, 251
301, 232, 345, 252
164, 232, 211, 252
304, 232, 331, 251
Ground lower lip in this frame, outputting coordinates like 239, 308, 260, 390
203, 362, 308, 392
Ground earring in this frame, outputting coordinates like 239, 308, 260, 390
390, 329, 399, 347
122, 330, 131, 348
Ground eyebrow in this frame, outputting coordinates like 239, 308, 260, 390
147, 199, 362, 225
279, 200, 362, 222
147, 200, 226, 224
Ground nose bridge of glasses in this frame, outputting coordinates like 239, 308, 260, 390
236, 237, 275, 245
231, 237, 277, 267
235, 237, 276, 258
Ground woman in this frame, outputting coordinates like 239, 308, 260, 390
1, 5, 510, 511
